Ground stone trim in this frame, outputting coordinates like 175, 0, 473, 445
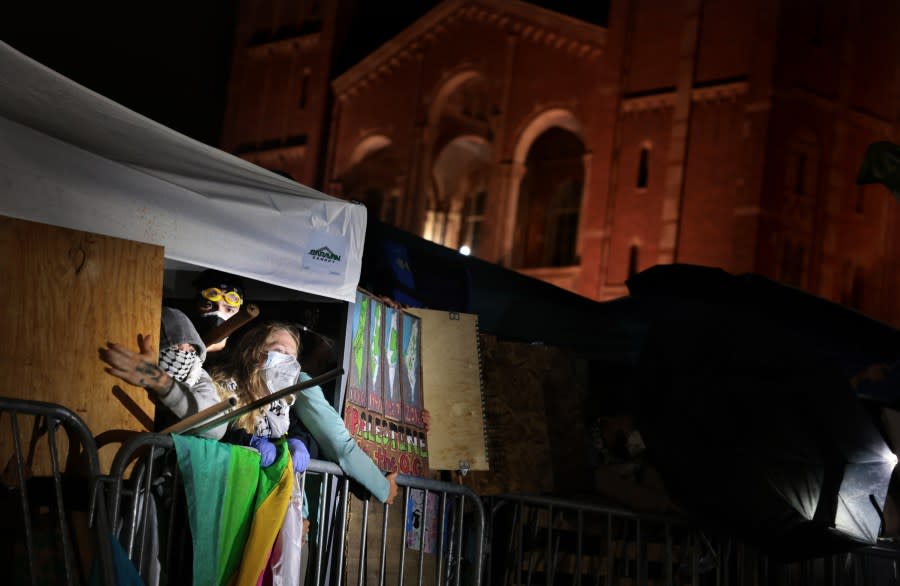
333, 0, 606, 98
246, 33, 321, 58
621, 80, 749, 113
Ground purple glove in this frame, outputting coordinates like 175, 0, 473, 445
249, 435, 277, 468
287, 437, 310, 473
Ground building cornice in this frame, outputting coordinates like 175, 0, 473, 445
239, 145, 307, 168
246, 32, 321, 58
333, 0, 607, 98
621, 80, 750, 113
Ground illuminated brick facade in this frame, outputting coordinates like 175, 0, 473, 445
223, 0, 900, 324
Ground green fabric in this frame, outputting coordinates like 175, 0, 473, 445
172, 434, 260, 586
253, 437, 289, 509
856, 141, 900, 197
216, 447, 260, 586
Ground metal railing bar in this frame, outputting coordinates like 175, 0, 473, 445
46, 419, 77, 585
313, 473, 329, 585
122, 462, 146, 557
576, 508, 583, 586
606, 513, 615, 584
10, 411, 38, 586
184, 368, 343, 437
454, 491, 464, 586
497, 493, 684, 525
335, 476, 350, 586
379, 500, 389, 586
417, 489, 428, 586
399, 484, 410, 586
546, 505, 554, 586
135, 446, 159, 573
437, 492, 448, 585
358, 497, 370, 586
636, 519, 643, 586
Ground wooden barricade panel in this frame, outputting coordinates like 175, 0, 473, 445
407, 308, 488, 472
0, 216, 163, 474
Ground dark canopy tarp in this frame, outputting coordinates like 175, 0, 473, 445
360, 219, 638, 357
628, 265, 900, 559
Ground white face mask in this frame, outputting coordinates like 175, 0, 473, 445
203, 310, 233, 321
262, 351, 301, 392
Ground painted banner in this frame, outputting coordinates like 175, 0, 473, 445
346, 291, 369, 407
401, 311, 423, 426
383, 306, 402, 420
367, 298, 384, 414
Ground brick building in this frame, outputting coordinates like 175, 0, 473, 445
222, 0, 900, 325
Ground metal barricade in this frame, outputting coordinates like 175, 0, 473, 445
483, 494, 702, 586
104, 431, 486, 586
0, 396, 114, 586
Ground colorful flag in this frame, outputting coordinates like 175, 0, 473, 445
173, 435, 292, 586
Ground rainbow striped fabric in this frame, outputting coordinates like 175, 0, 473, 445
173, 435, 292, 586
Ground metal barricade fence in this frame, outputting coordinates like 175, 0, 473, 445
0, 397, 115, 586
103, 431, 486, 586
482, 494, 708, 586
482, 494, 900, 586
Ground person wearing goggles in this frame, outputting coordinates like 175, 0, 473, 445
191, 269, 246, 354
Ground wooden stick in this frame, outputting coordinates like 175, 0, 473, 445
201, 303, 260, 347
160, 395, 238, 434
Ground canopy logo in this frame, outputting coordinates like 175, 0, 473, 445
308, 246, 342, 263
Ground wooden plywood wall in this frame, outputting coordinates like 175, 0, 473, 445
0, 216, 163, 474
463, 336, 593, 496
407, 309, 488, 472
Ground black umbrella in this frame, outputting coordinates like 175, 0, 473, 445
628, 265, 899, 559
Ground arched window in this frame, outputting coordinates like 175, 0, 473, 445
513, 126, 586, 268
628, 244, 640, 278
460, 190, 486, 255
850, 267, 865, 310
299, 70, 310, 109
636, 147, 649, 189
547, 180, 582, 266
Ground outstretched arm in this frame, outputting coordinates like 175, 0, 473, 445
292, 373, 395, 504
99, 334, 226, 440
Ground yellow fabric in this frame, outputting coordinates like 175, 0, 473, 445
233, 460, 293, 585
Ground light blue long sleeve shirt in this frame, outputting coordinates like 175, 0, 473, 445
291, 372, 389, 502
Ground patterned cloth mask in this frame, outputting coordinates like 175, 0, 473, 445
158, 346, 203, 386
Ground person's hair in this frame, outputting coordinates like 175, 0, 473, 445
210, 321, 302, 432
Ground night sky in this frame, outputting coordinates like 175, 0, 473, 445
2, 1, 608, 148
2, 2, 238, 146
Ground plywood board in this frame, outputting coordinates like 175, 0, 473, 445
407, 308, 488, 472
0, 216, 163, 474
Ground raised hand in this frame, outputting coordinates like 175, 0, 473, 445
99, 334, 172, 395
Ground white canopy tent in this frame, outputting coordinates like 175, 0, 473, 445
0, 41, 366, 302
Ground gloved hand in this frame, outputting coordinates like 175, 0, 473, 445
287, 437, 310, 473
249, 435, 277, 468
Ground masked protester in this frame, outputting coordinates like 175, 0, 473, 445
210, 322, 307, 470
210, 322, 398, 505
99, 307, 229, 439
158, 307, 206, 387
190, 269, 246, 355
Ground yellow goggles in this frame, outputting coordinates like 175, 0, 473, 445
201, 287, 243, 308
